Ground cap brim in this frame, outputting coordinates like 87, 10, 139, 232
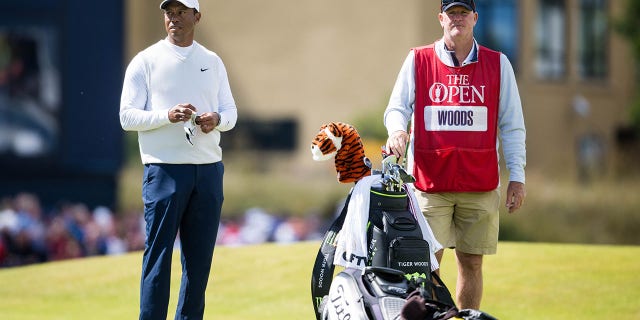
159, 0, 199, 11
442, 3, 474, 12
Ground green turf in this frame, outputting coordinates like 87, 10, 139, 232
0, 241, 638, 319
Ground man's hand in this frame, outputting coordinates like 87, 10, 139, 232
194, 112, 220, 134
385, 130, 409, 159
169, 104, 197, 123
505, 181, 526, 213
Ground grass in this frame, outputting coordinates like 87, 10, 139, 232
0, 241, 638, 319
499, 170, 640, 244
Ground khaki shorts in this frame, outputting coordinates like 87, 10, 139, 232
416, 190, 500, 255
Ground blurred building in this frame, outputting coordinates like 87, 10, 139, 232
2, 0, 634, 211
0, 0, 125, 208
126, 0, 635, 179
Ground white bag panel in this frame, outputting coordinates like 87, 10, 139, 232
322, 271, 368, 320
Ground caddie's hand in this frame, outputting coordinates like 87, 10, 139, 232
505, 181, 526, 213
169, 104, 197, 123
386, 130, 409, 159
195, 112, 220, 134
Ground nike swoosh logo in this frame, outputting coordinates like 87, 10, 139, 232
200, 68, 209, 72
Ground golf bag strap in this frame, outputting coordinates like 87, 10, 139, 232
311, 191, 353, 320
430, 271, 457, 307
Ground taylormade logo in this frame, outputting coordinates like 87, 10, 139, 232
330, 284, 352, 320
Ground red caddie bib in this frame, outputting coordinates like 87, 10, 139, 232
413, 44, 500, 192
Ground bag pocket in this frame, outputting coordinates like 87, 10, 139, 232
388, 237, 431, 276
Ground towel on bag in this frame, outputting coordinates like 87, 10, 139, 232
334, 174, 442, 271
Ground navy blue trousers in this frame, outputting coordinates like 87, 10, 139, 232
139, 162, 224, 320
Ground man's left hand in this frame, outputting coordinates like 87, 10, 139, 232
505, 181, 526, 213
195, 112, 220, 134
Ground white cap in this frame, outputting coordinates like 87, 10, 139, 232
160, 0, 200, 12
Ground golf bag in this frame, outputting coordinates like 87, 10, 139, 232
311, 179, 456, 320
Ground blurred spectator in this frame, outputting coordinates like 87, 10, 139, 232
121, 213, 145, 252
273, 215, 313, 244
46, 215, 82, 261
217, 217, 242, 246
0, 192, 327, 268
93, 206, 127, 255
238, 207, 276, 245
0, 193, 47, 266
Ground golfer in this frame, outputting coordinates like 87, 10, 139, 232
119, 0, 238, 318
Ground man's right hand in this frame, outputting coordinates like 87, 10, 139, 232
385, 130, 409, 159
168, 103, 197, 123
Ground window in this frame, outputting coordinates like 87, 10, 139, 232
474, 0, 520, 70
578, 0, 608, 79
535, 0, 566, 79
221, 118, 298, 151
0, 26, 60, 158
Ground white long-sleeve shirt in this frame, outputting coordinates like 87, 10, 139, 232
120, 39, 237, 164
384, 39, 526, 184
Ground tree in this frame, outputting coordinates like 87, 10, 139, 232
615, 0, 640, 130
